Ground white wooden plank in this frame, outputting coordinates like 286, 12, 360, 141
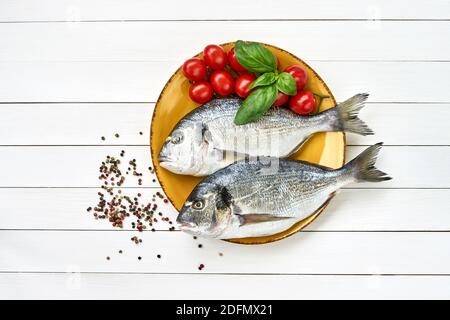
0, 104, 153, 145
346, 104, 450, 146
0, 188, 178, 230
345, 146, 450, 188
1, 61, 448, 102
1, 188, 449, 231
0, 103, 448, 146
1, 21, 449, 62
1, 0, 449, 21
0, 146, 159, 187
0, 146, 446, 188
2, 230, 450, 274
1, 273, 449, 299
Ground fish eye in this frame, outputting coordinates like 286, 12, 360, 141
192, 200, 204, 210
171, 133, 183, 144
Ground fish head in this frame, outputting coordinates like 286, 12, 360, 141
158, 120, 205, 175
177, 182, 233, 238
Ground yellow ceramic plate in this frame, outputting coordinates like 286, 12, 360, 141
150, 42, 345, 245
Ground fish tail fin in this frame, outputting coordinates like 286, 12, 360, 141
346, 142, 392, 182
335, 93, 373, 136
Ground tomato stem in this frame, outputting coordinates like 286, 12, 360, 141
224, 65, 239, 79
311, 92, 330, 114
312, 92, 330, 99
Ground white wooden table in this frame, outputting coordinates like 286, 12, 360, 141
1, 0, 450, 299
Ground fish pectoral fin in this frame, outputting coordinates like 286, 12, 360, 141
237, 214, 292, 226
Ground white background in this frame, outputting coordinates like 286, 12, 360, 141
1, 0, 450, 299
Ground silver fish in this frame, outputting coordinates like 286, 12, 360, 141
158, 93, 373, 176
177, 143, 391, 239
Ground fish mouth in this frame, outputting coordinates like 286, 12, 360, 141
157, 154, 170, 162
177, 220, 196, 229
176, 214, 197, 230
158, 154, 177, 168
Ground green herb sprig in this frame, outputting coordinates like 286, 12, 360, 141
233, 40, 297, 125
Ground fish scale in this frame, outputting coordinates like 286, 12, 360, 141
226, 162, 342, 217
158, 94, 372, 176
177, 143, 391, 239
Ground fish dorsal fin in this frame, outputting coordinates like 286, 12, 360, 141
237, 214, 291, 226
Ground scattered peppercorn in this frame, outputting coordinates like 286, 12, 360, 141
198, 244, 203, 248
101, 136, 106, 141
115, 133, 120, 138
88, 151, 174, 235
139, 131, 143, 135
87, 147, 186, 265
131, 236, 142, 245
198, 264, 205, 271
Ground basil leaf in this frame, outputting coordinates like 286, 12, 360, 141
234, 40, 277, 73
234, 84, 278, 125
276, 72, 297, 96
249, 72, 277, 90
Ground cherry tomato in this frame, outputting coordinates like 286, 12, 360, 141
182, 58, 206, 81
228, 47, 246, 72
210, 70, 235, 96
272, 92, 289, 107
289, 90, 316, 115
189, 81, 214, 104
285, 65, 308, 90
235, 72, 256, 98
203, 44, 228, 70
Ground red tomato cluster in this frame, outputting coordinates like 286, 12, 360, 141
279, 65, 317, 115
182, 44, 319, 115
183, 44, 254, 104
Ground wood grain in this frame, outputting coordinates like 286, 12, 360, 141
1, 188, 449, 231
0, 103, 448, 146
2, 230, 450, 274
0, 146, 446, 188
1, 0, 449, 299
1, 61, 449, 102
1, 21, 449, 62
1, 0, 449, 21
2, 273, 449, 299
